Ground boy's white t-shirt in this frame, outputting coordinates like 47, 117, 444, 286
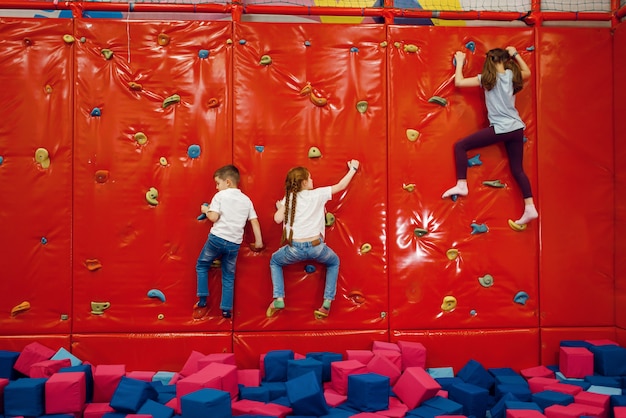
208, 188, 258, 244
282, 186, 332, 239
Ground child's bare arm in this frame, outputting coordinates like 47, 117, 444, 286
250, 218, 263, 248
330, 160, 360, 195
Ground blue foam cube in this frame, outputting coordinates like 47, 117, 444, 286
560, 340, 592, 348
489, 367, 519, 377
496, 374, 528, 386
422, 395, 463, 415
51, 347, 82, 366
346, 373, 389, 412
585, 375, 621, 388
60, 364, 94, 402
110, 376, 158, 413
288, 358, 323, 384
4, 377, 47, 417
589, 345, 626, 376
496, 383, 532, 401
0, 350, 20, 379
151, 381, 176, 404
181, 388, 231, 418
448, 381, 489, 417
153, 371, 176, 385
531, 390, 574, 411
427, 367, 454, 378
240, 385, 271, 402
407, 404, 444, 418
264, 350, 294, 382
504, 401, 543, 412
138, 398, 175, 418
260, 381, 287, 400
457, 359, 495, 390
435, 376, 464, 391
286, 371, 329, 416
306, 352, 343, 382
490, 392, 519, 418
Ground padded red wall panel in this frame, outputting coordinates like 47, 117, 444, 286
615, 23, 626, 329
71, 19, 234, 332
0, 18, 73, 333
387, 26, 538, 331
536, 28, 614, 327
231, 23, 389, 331
540, 327, 616, 366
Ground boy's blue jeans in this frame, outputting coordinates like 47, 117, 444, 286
196, 233, 241, 311
270, 238, 340, 301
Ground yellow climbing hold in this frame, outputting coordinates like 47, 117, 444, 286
402, 183, 415, 192
35, 147, 50, 169
446, 249, 459, 260
11, 301, 31, 316
404, 44, 418, 53
159, 157, 168, 166
441, 296, 457, 311
101, 49, 114, 60
508, 219, 527, 231
162, 94, 181, 108
308, 147, 322, 158
146, 187, 159, 206
157, 33, 170, 46
134, 132, 147, 145
325, 212, 335, 227
63, 34, 75, 44
260, 55, 272, 65
406, 129, 420, 142
360, 243, 372, 254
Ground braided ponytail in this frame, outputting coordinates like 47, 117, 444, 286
281, 167, 309, 246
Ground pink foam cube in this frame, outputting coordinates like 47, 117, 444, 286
521, 365, 555, 380
559, 347, 594, 379
351, 413, 388, 417
366, 352, 402, 385
393, 366, 441, 409
545, 382, 583, 396
372, 341, 401, 352
397, 341, 427, 370
545, 404, 603, 418
252, 402, 293, 418
93, 364, 126, 403
575, 391, 610, 418
0, 378, 9, 413
382, 396, 410, 417
372, 349, 402, 370
436, 390, 449, 398
506, 410, 547, 418
198, 353, 236, 368
13, 342, 56, 376
237, 369, 261, 387
346, 350, 375, 365
166, 397, 180, 415
125, 415, 152, 418
527, 377, 559, 393
330, 360, 368, 395
83, 403, 115, 418
125, 371, 155, 382
176, 372, 221, 398
615, 407, 626, 418
232, 399, 265, 415
199, 362, 238, 399
179, 350, 205, 377
45, 371, 86, 414
324, 388, 347, 407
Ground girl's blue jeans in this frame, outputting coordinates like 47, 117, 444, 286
196, 233, 241, 311
269, 238, 340, 301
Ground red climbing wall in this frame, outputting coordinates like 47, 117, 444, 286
615, 22, 626, 340
0, 16, 617, 372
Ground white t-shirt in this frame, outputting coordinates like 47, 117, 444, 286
478, 69, 526, 134
281, 186, 332, 240
208, 188, 258, 244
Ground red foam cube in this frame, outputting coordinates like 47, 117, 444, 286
45, 371, 86, 414
346, 350, 375, 365
83, 403, 115, 418
545, 382, 583, 396
521, 366, 555, 380
393, 366, 441, 410
397, 341, 427, 370
559, 347, 594, 379
237, 369, 261, 387
366, 352, 402, 385
527, 377, 559, 393
179, 350, 205, 377
506, 410, 547, 418
13, 342, 56, 376
93, 364, 126, 403
30, 359, 72, 378
575, 391, 610, 418
330, 360, 368, 396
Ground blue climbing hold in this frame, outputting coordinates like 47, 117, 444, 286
467, 154, 482, 167
255, 145, 265, 153
526, 46, 535, 51
514, 291, 529, 305
350, 47, 359, 53
470, 309, 477, 316
304, 40, 311, 47
465, 41, 476, 52
198, 49, 209, 59
239, 39, 246, 45
147, 288, 166, 303
197, 202, 209, 220
305, 265, 316, 274
0, 156, 3, 165
470, 223, 488, 234
90, 107, 101, 117
450, 194, 458, 202
41, 237, 48, 245
188, 144, 201, 159
523, 136, 528, 143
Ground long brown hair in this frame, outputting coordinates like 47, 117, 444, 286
481, 48, 523, 94
281, 167, 309, 245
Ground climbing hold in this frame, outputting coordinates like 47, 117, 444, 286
393, 42, 401, 48
508, 219, 527, 232
41, 237, 48, 245
134, 132, 147, 145
468, 154, 482, 166
207, 98, 219, 108
478, 274, 494, 287
470, 309, 477, 316
95, 170, 109, 183
23, 38, 32, 46
146, 187, 159, 206
162, 94, 181, 108
406, 129, 420, 142
260, 55, 272, 65
63, 34, 75, 44
159, 157, 168, 166
84, 259, 102, 271
308, 147, 322, 158
0, 156, 3, 165
514, 291, 529, 305
197, 202, 209, 220
35, 148, 50, 169
60, 314, 69, 320
157, 33, 170, 46
414, 228, 428, 237
310, 93, 327, 107
90, 301, 110, 315
404, 44, 418, 53
80, 37, 86, 43
526, 46, 535, 51
198, 49, 209, 59
101, 49, 113, 60
380, 41, 388, 47
402, 183, 415, 192
360, 243, 372, 254
90, 107, 101, 117
226, 39, 233, 44
483, 179, 505, 188
441, 296, 457, 312
147, 289, 166, 303
211, 259, 221, 268
304, 40, 311, 46
450, 194, 458, 202
239, 39, 246, 45
300, 83, 312, 96
325, 212, 335, 227
465, 41, 476, 52
11, 301, 31, 316
446, 249, 458, 260
45, 84, 53, 94
356, 101, 368, 114
254, 145, 264, 153
348, 290, 365, 304
350, 47, 359, 53
158, 314, 165, 320
128, 82, 142, 91
304, 265, 316, 274
428, 96, 448, 106
470, 223, 488, 234
188, 144, 201, 158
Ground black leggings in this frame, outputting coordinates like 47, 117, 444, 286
453, 127, 533, 199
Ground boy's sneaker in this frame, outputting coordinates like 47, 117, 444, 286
222, 310, 232, 319
266, 300, 284, 317
192, 302, 209, 320
314, 306, 330, 319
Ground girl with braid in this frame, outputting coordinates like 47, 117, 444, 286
442, 46, 538, 229
266, 159, 360, 319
